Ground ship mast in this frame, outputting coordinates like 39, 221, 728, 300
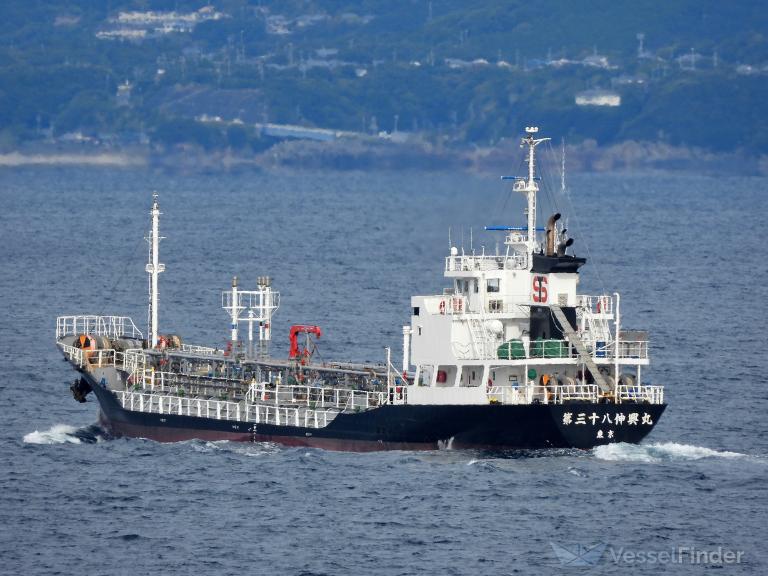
519, 126, 550, 255
145, 194, 165, 348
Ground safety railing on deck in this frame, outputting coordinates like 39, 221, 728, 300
56, 315, 143, 340
616, 384, 664, 405
577, 295, 614, 315
180, 343, 221, 356
116, 390, 339, 428
487, 383, 664, 405
131, 367, 242, 392
445, 253, 527, 272
491, 339, 648, 362
57, 342, 128, 369
246, 383, 387, 411
487, 384, 600, 405
597, 341, 649, 360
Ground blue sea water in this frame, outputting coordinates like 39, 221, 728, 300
0, 165, 766, 575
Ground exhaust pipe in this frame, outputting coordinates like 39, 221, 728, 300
557, 237, 574, 257
545, 213, 561, 256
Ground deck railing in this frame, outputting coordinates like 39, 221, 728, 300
577, 294, 614, 315
445, 253, 527, 272
616, 384, 664, 405
246, 382, 387, 411
58, 342, 128, 369
487, 383, 663, 405
58, 342, 146, 372
487, 384, 600, 405
489, 339, 649, 362
56, 315, 143, 340
180, 344, 221, 356
116, 390, 339, 428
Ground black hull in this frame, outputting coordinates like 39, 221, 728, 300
86, 377, 666, 451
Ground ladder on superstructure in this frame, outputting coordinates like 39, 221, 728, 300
467, 316, 493, 359
550, 304, 612, 394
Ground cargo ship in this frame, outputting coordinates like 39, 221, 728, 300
56, 127, 665, 451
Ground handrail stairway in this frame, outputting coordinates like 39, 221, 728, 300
550, 304, 613, 394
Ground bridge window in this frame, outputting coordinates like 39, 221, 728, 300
413, 306, 420, 316
487, 278, 500, 293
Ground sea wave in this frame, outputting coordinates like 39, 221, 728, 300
593, 442, 747, 463
23, 423, 105, 445
23, 424, 83, 445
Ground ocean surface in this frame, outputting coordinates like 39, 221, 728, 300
1, 164, 766, 575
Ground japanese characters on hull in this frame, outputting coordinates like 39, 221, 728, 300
562, 410, 655, 440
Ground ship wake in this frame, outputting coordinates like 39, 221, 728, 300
23, 423, 107, 445
593, 442, 748, 463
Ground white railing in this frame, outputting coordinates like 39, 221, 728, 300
616, 384, 664, 405
487, 384, 600, 405
558, 384, 601, 401
490, 339, 648, 362
577, 294, 614, 315
56, 315, 143, 340
445, 253, 527, 273
131, 367, 241, 392
246, 404, 337, 428
180, 343, 221, 356
58, 343, 85, 367
118, 391, 243, 421
246, 383, 387, 411
122, 349, 147, 374
116, 390, 339, 428
598, 340, 649, 360
58, 342, 131, 369
617, 340, 649, 360
486, 383, 663, 405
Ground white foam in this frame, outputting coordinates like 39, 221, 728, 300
23, 424, 82, 445
437, 436, 455, 451
593, 442, 746, 463
188, 440, 278, 457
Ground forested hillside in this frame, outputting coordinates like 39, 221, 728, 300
1, 0, 766, 156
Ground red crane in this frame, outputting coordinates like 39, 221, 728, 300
289, 325, 322, 363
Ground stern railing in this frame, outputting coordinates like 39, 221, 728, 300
616, 384, 664, 405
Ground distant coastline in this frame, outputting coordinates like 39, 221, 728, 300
2, 140, 766, 176
0, 151, 146, 168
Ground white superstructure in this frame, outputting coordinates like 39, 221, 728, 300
405, 127, 656, 406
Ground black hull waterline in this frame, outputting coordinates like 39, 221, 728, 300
86, 375, 666, 451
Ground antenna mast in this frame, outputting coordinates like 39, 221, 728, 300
514, 127, 550, 254
145, 194, 165, 348
561, 137, 566, 194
